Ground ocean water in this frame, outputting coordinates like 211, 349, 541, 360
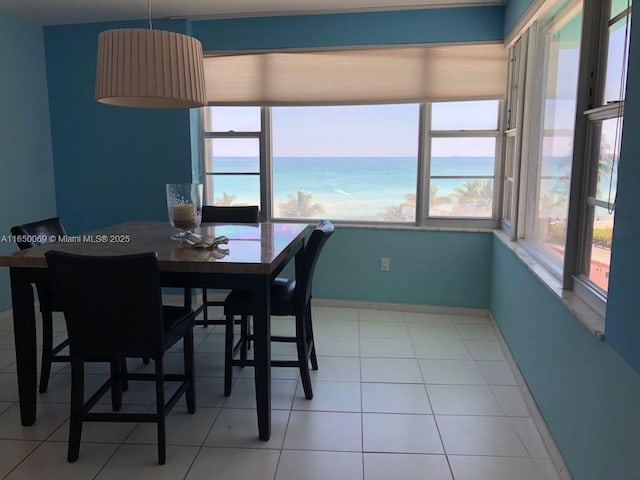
207, 156, 496, 220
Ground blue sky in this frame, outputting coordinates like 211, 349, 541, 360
211, 100, 499, 158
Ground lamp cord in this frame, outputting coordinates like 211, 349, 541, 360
148, 0, 153, 30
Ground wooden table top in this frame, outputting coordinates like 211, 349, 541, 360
0, 222, 310, 274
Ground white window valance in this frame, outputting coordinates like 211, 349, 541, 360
203, 44, 508, 105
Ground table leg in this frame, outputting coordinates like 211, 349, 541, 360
10, 268, 37, 426
252, 277, 271, 440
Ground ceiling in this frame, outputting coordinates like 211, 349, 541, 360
0, 0, 503, 26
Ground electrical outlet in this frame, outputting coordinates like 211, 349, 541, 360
380, 257, 390, 271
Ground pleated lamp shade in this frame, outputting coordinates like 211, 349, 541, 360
95, 28, 207, 109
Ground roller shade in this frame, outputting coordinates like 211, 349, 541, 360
203, 44, 507, 105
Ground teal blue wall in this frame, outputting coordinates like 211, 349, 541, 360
0, 15, 57, 310
43, 20, 193, 235
495, 1, 640, 479
42, 7, 503, 236
193, 7, 504, 51
314, 228, 492, 308
504, 0, 534, 37
491, 238, 640, 480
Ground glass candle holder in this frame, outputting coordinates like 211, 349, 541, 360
166, 183, 203, 239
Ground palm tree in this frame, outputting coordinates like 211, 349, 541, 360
215, 192, 236, 206
381, 193, 416, 221
429, 184, 453, 215
382, 203, 407, 221
278, 190, 325, 218
452, 180, 492, 216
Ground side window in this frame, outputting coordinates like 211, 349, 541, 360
203, 107, 263, 208
428, 100, 500, 218
579, 0, 631, 296
523, 3, 583, 274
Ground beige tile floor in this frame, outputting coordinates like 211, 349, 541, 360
0, 305, 563, 480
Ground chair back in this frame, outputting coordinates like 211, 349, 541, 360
295, 220, 334, 309
11, 217, 66, 250
45, 251, 165, 359
202, 205, 259, 223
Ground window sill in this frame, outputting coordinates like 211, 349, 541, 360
273, 219, 496, 233
494, 230, 605, 340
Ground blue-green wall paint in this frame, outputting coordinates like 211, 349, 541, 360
499, 2, 640, 478
0, 15, 56, 310
43, 20, 193, 235
491, 238, 640, 480
193, 7, 504, 51
314, 228, 492, 308
504, 0, 535, 37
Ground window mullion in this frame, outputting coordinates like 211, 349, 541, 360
261, 107, 272, 222
420, 103, 432, 225
415, 103, 428, 226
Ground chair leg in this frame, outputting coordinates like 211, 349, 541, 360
121, 360, 129, 391
183, 332, 196, 414
240, 315, 248, 363
306, 304, 319, 371
202, 289, 209, 327
109, 358, 123, 412
296, 312, 313, 400
154, 357, 166, 465
67, 358, 84, 463
224, 314, 235, 396
39, 310, 54, 393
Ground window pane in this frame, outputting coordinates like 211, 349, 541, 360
528, 8, 582, 264
584, 205, 614, 293
429, 179, 493, 217
431, 100, 499, 130
204, 175, 260, 207
603, 14, 632, 104
431, 138, 496, 176
204, 106, 261, 132
594, 118, 621, 203
272, 105, 419, 222
205, 139, 259, 173
503, 180, 513, 222
611, 0, 631, 19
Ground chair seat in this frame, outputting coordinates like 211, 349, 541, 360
162, 306, 195, 349
224, 278, 296, 317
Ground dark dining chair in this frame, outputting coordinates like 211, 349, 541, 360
10, 217, 69, 393
193, 205, 259, 328
45, 251, 196, 465
223, 220, 334, 398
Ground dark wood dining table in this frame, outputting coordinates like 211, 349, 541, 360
0, 221, 309, 441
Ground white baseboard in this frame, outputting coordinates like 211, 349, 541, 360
488, 311, 572, 480
311, 297, 488, 318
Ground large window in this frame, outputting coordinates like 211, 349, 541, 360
579, 0, 631, 297
429, 100, 500, 218
271, 105, 419, 222
203, 102, 501, 225
503, 0, 631, 317
524, 1, 583, 272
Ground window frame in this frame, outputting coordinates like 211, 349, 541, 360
424, 100, 503, 223
201, 109, 269, 221
573, 0, 630, 314
519, 0, 585, 282
202, 101, 503, 228
501, 0, 630, 320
